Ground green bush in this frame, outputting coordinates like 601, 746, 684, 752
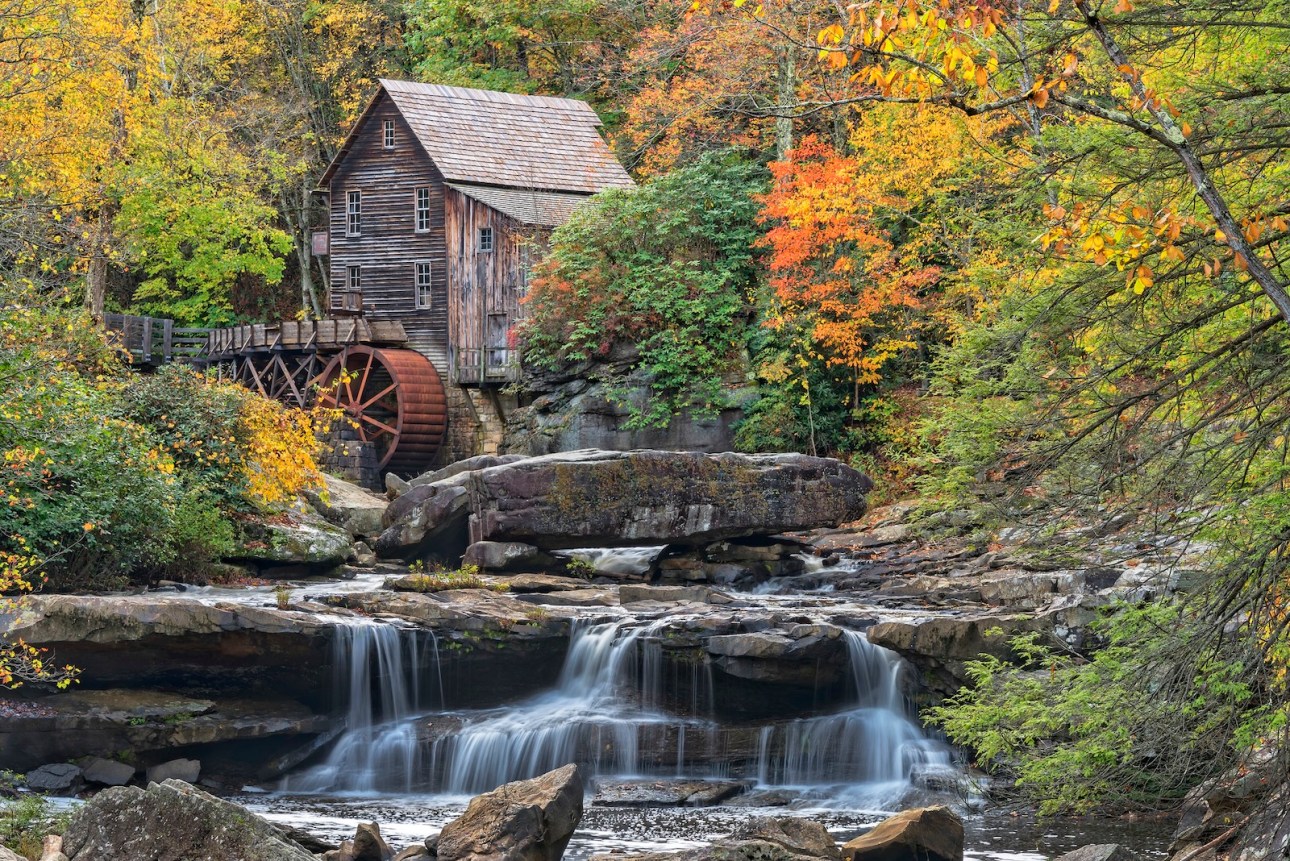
520, 151, 767, 428
0, 369, 183, 590
926, 604, 1269, 815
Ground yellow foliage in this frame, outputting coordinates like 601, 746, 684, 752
237, 394, 329, 509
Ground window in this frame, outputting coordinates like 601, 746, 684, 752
383, 119, 395, 149
478, 226, 494, 253
346, 191, 361, 236
414, 261, 432, 309
415, 187, 431, 233
347, 265, 361, 292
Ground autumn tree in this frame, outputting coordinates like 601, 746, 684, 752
774, 0, 1290, 321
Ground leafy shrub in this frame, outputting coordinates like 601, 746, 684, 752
926, 604, 1268, 815
119, 364, 325, 511
520, 151, 767, 427
0, 369, 182, 589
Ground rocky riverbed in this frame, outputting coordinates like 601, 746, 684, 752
0, 450, 1232, 860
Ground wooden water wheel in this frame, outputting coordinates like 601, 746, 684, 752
317, 346, 447, 474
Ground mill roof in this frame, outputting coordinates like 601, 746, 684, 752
320, 80, 635, 195
446, 183, 601, 228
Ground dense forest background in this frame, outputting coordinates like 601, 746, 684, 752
1, 0, 1288, 820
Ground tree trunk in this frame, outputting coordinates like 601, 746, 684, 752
84, 208, 111, 322
776, 47, 795, 159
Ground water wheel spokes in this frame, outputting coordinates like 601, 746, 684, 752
318, 346, 448, 473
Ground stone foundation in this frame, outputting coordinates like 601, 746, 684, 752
317, 422, 381, 490
439, 386, 515, 466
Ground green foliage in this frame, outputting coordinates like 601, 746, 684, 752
520, 151, 768, 427
0, 307, 184, 588
117, 365, 255, 512
0, 294, 319, 595
927, 605, 1270, 815
114, 114, 292, 326
564, 558, 597, 580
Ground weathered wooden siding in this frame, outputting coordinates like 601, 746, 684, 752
327, 94, 448, 357
445, 187, 546, 382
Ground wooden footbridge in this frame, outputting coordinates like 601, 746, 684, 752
104, 314, 448, 473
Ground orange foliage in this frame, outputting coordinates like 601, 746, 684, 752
615, 3, 778, 174
758, 136, 934, 400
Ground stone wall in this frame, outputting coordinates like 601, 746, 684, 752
317, 421, 381, 490
439, 386, 514, 466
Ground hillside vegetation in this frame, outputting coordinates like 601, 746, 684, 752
0, 0, 1287, 819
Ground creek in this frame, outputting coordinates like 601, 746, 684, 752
227, 560, 1171, 859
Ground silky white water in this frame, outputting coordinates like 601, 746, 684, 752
281, 618, 954, 800
280, 620, 441, 793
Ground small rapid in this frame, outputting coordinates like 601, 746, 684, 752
753, 631, 953, 791
280, 615, 955, 800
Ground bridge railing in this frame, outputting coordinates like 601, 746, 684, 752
104, 314, 210, 365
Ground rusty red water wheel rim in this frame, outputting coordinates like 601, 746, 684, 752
317, 346, 447, 473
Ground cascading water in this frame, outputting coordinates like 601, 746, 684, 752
281, 620, 440, 794
428, 621, 713, 794
283, 617, 953, 800
753, 630, 953, 790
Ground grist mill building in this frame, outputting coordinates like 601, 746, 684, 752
314, 79, 634, 466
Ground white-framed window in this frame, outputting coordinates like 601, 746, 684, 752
478, 226, 494, 253
415, 187, 431, 233
346, 190, 361, 236
383, 119, 395, 149
414, 261, 432, 309
347, 265, 361, 291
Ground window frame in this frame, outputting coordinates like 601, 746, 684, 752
478, 226, 494, 253
414, 187, 431, 234
383, 119, 395, 149
346, 265, 361, 292
414, 260, 433, 310
346, 190, 361, 237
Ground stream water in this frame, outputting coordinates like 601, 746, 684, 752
279, 616, 954, 797
253, 603, 1171, 858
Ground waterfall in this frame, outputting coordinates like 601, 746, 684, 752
429, 621, 709, 794
280, 618, 954, 799
280, 620, 439, 794
751, 630, 952, 788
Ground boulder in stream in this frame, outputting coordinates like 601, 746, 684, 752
307, 474, 390, 539
436, 763, 584, 861
379, 449, 871, 558
232, 509, 352, 571
841, 806, 964, 861
60, 778, 315, 861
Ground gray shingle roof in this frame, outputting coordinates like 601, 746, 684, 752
446, 183, 598, 227
378, 80, 634, 194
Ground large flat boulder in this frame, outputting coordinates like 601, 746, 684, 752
379, 450, 871, 558
61, 778, 315, 861
436, 763, 584, 861
4, 595, 329, 645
